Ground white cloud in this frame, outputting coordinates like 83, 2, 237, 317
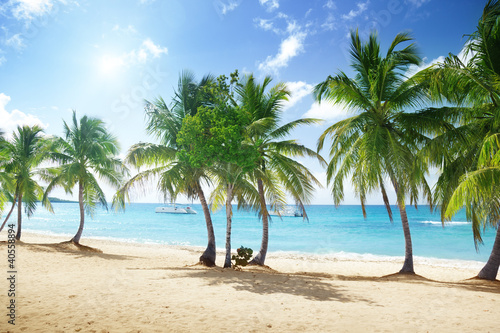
8, 0, 56, 21
140, 38, 168, 59
220, 0, 240, 15
258, 30, 307, 74
322, 13, 336, 31
0, 93, 48, 137
255, 18, 274, 31
0, 56, 6, 66
6, 33, 25, 50
100, 38, 168, 73
342, 0, 369, 20
283, 81, 313, 111
303, 101, 351, 122
324, 0, 336, 9
405, 55, 445, 77
457, 41, 476, 66
406, 41, 476, 78
112, 24, 137, 35
259, 0, 279, 12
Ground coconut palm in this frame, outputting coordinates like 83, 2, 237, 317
210, 162, 259, 268
234, 75, 324, 266
43, 111, 124, 244
314, 30, 433, 274
445, 134, 500, 279
418, 0, 500, 280
0, 129, 8, 212
0, 129, 17, 232
175, 73, 262, 269
113, 71, 219, 266
1, 125, 53, 240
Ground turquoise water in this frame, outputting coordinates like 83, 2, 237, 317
19, 203, 496, 263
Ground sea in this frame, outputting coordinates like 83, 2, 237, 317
18, 203, 497, 266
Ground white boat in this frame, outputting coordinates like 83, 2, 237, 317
155, 205, 197, 214
269, 207, 303, 217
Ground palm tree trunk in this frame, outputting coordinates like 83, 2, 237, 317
477, 226, 500, 280
391, 178, 414, 274
197, 185, 216, 267
397, 199, 414, 274
224, 183, 234, 268
15, 194, 22, 240
0, 198, 16, 233
249, 178, 269, 266
71, 181, 85, 244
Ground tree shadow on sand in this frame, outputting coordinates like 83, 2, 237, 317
144, 265, 375, 304
308, 271, 500, 294
0, 240, 134, 261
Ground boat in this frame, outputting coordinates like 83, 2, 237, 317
155, 204, 197, 214
269, 207, 303, 217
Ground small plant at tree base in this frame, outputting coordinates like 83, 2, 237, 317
231, 246, 253, 268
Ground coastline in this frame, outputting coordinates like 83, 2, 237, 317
1, 232, 499, 332
17, 230, 488, 275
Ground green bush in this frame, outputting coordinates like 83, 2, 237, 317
231, 246, 253, 267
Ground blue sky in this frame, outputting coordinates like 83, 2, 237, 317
0, 0, 487, 205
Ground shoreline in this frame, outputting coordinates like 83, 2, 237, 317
4, 231, 486, 281
16, 230, 487, 271
1, 231, 499, 332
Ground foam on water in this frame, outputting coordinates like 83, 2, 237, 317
420, 221, 470, 225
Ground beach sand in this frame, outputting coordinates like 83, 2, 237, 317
1, 232, 499, 332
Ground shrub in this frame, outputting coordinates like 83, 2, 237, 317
231, 246, 253, 267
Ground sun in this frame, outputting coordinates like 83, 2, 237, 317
99, 55, 124, 75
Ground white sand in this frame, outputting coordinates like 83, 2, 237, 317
1, 232, 499, 332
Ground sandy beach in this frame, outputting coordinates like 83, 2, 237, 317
1, 232, 499, 333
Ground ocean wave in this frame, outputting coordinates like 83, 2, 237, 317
420, 221, 470, 225
24, 229, 73, 238
86, 235, 191, 246
266, 250, 485, 269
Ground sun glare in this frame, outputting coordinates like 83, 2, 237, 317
99, 55, 124, 75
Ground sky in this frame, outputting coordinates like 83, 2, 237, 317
0, 0, 487, 205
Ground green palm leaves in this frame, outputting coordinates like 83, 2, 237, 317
418, 0, 500, 279
44, 111, 125, 243
235, 74, 324, 266
1, 125, 53, 240
114, 70, 219, 267
315, 30, 432, 274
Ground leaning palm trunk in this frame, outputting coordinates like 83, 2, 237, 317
249, 178, 269, 266
197, 185, 216, 267
71, 181, 85, 244
15, 194, 22, 240
477, 226, 500, 280
396, 200, 414, 273
0, 198, 16, 233
224, 184, 234, 268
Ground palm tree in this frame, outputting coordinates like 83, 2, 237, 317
314, 30, 433, 274
418, 0, 500, 280
2, 125, 53, 240
175, 73, 262, 269
210, 162, 258, 268
234, 75, 324, 266
113, 71, 219, 266
43, 111, 124, 244
445, 134, 500, 279
0, 129, 17, 233
0, 129, 8, 212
